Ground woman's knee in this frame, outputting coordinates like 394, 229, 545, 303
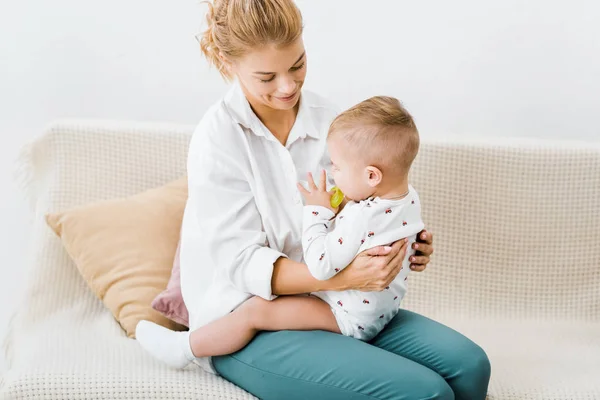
467, 343, 491, 378
450, 341, 491, 400
396, 372, 454, 400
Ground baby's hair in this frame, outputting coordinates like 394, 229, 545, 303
329, 96, 420, 177
199, 0, 303, 81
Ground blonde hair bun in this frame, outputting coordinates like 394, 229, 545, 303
199, 0, 303, 81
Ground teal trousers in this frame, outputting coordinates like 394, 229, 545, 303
213, 309, 491, 400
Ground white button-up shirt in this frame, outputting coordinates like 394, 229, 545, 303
180, 82, 339, 330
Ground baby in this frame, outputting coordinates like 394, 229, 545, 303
299, 95, 423, 340
136, 95, 424, 369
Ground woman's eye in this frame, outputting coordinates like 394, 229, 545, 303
290, 63, 305, 72
260, 76, 275, 83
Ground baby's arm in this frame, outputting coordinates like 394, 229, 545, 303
302, 206, 365, 281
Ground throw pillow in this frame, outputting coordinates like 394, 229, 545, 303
45, 177, 189, 337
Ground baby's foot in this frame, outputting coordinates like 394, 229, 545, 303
136, 320, 194, 369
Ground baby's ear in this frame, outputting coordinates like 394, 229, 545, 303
365, 166, 383, 187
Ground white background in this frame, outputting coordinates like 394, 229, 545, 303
1, 0, 599, 369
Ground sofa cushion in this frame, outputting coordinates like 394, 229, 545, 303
45, 177, 189, 338
2, 310, 599, 399
0, 305, 255, 399
434, 316, 600, 399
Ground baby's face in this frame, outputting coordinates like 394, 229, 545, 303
327, 136, 374, 202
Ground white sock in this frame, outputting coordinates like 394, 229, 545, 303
136, 320, 195, 369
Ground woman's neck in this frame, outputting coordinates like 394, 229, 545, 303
246, 94, 299, 147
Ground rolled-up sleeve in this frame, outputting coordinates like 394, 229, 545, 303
188, 121, 285, 300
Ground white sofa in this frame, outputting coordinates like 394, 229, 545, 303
1, 120, 599, 400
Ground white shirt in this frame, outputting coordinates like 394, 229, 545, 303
180, 82, 339, 330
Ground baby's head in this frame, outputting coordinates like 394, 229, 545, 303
327, 96, 419, 202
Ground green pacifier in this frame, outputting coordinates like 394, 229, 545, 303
330, 186, 345, 208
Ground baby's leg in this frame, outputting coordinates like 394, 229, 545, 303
136, 295, 339, 369
190, 295, 340, 358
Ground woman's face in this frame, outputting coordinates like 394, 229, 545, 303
230, 38, 307, 111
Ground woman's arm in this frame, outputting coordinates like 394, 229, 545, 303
272, 227, 404, 297
272, 238, 410, 295
271, 257, 339, 295
271, 229, 434, 295
188, 122, 287, 301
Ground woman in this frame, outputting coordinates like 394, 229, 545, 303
177, 0, 490, 398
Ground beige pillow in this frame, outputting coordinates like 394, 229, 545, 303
45, 177, 188, 338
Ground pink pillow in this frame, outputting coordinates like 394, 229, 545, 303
151, 241, 190, 327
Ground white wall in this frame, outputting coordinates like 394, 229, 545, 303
1, 0, 599, 368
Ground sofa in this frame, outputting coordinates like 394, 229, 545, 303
1, 120, 599, 399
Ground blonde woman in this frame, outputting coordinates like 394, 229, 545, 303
137, 1, 490, 399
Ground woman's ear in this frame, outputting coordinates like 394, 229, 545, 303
365, 166, 383, 187
219, 52, 233, 75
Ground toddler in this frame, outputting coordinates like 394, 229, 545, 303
136, 96, 424, 369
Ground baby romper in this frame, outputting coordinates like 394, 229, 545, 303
303, 185, 424, 340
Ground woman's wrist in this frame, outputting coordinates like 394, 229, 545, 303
272, 257, 326, 295
271, 256, 352, 294
322, 273, 349, 292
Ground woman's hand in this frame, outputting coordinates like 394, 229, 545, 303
325, 229, 434, 292
327, 239, 409, 292
409, 229, 434, 272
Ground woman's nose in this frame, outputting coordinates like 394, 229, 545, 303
278, 77, 296, 95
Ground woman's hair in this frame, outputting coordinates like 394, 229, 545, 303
200, 0, 303, 81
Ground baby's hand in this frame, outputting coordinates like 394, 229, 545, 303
297, 170, 338, 213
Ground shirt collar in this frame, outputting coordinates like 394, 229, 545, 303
223, 80, 321, 140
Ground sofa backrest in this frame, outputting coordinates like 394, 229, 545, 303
406, 135, 600, 322
15, 121, 600, 330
